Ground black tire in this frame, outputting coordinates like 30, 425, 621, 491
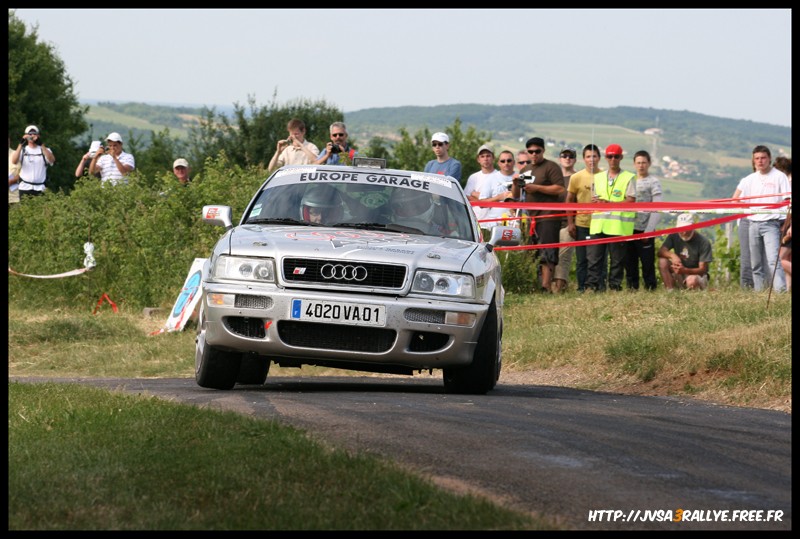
236, 354, 271, 385
195, 307, 241, 390
443, 301, 501, 395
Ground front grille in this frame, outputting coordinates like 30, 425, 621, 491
278, 321, 396, 352
283, 258, 406, 289
225, 316, 266, 338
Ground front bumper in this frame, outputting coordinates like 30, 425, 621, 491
201, 281, 489, 371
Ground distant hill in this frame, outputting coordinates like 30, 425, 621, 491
86, 100, 790, 163
344, 104, 791, 166
82, 100, 790, 200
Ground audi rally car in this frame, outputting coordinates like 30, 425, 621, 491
195, 157, 520, 394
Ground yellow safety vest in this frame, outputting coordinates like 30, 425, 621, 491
589, 170, 636, 236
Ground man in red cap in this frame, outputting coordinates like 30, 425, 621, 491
585, 143, 636, 291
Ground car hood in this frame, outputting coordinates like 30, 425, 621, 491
223, 225, 482, 271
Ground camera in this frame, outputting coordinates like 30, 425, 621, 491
329, 143, 341, 154
514, 172, 536, 187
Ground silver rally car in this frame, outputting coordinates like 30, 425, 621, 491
196, 157, 520, 394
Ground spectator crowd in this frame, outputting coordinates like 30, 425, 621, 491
9, 119, 790, 293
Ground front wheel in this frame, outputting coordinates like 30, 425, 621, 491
443, 301, 501, 395
195, 307, 241, 390
237, 354, 271, 385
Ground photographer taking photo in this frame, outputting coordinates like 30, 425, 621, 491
89, 132, 135, 186
10, 125, 55, 199
314, 122, 357, 166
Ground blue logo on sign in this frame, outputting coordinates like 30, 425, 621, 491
172, 271, 202, 317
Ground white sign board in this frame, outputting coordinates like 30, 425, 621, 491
161, 258, 206, 333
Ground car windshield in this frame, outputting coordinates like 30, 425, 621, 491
243, 167, 476, 240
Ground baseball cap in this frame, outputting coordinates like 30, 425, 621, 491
25, 125, 39, 134
476, 144, 494, 156
431, 132, 450, 144
560, 147, 576, 158
106, 132, 123, 143
173, 158, 189, 168
677, 213, 695, 227
526, 137, 545, 149
605, 143, 623, 156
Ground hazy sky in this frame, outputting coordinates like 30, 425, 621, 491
13, 8, 792, 127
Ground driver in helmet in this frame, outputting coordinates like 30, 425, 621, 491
389, 188, 439, 234
299, 184, 344, 224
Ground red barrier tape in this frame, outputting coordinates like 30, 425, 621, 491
494, 213, 746, 251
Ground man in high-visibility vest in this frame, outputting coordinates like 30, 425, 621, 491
585, 143, 636, 291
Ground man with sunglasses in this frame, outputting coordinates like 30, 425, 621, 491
552, 147, 578, 293
424, 132, 462, 181
510, 137, 565, 293
314, 121, 357, 166
585, 143, 636, 292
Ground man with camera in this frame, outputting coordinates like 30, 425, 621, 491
10, 125, 55, 199
89, 132, 135, 186
268, 118, 320, 172
510, 137, 566, 293
313, 122, 357, 166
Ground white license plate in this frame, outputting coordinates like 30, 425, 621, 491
291, 299, 386, 326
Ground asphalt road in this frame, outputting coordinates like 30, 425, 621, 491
12, 375, 792, 531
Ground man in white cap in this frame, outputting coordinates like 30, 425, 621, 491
657, 213, 713, 291
89, 132, 135, 186
172, 158, 191, 185
424, 132, 462, 181
9, 125, 55, 199
464, 144, 511, 236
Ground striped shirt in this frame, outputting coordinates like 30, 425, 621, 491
96, 151, 135, 186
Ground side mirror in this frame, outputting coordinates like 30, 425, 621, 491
202, 205, 233, 231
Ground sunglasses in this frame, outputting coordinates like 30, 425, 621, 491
517, 160, 532, 165
331, 133, 346, 137
432, 142, 445, 147
606, 154, 622, 159
498, 159, 514, 163
560, 154, 576, 159
527, 149, 543, 155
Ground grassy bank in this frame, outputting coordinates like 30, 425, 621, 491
7, 289, 791, 529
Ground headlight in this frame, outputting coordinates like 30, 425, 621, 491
213, 256, 276, 282
411, 270, 475, 299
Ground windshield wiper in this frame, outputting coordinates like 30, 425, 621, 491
246, 217, 320, 226
331, 222, 426, 234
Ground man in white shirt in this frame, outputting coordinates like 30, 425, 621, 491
10, 125, 55, 198
463, 144, 511, 235
733, 145, 792, 292
89, 132, 135, 186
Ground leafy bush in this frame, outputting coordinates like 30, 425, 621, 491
8, 154, 263, 310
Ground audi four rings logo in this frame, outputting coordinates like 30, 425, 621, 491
320, 263, 368, 281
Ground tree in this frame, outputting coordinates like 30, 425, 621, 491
383, 118, 492, 187
8, 10, 88, 194
187, 93, 343, 176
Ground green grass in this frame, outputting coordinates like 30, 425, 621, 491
7, 289, 791, 529
8, 382, 543, 530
